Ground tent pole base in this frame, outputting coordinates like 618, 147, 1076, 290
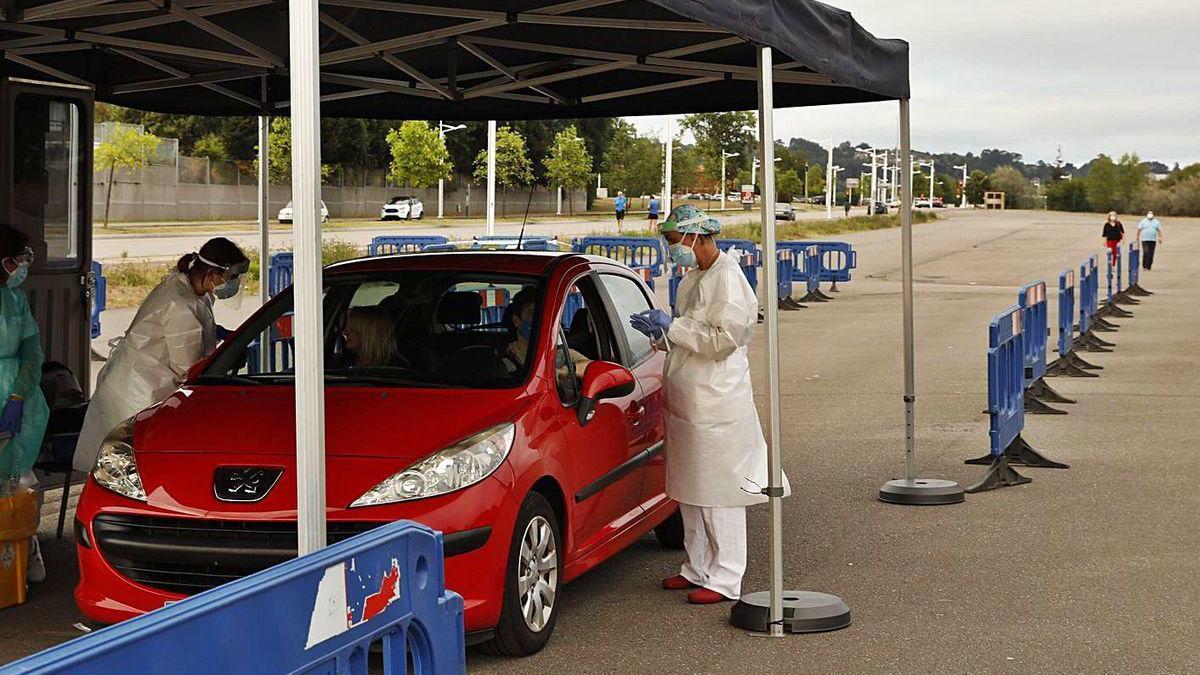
730, 591, 851, 634
877, 478, 965, 505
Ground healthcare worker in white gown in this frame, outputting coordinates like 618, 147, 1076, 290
630, 205, 788, 605
75, 238, 249, 472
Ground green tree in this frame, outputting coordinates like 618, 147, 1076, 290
1084, 154, 1121, 212
255, 118, 332, 184
385, 121, 451, 189
988, 166, 1030, 207
776, 169, 803, 203
192, 132, 229, 161
543, 126, 593, 215
94, 125, 161, 227
805, 163, 826, 198
680, 112, 756, 188
1046, 179, 1090, 212
602, 120, 663, 197
934, 173, 959, 203
473, 126, 533, 216
965, 170, 989, 205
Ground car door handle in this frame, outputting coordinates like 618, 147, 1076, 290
627, 404, 646, 424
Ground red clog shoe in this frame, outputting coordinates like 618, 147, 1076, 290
687, 588, 735, 605
662, 575, 699, 590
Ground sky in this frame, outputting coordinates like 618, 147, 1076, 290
628, 0, 1200, 167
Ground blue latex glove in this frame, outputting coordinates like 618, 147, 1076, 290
0, 398, 23, 436
630, 309, 672, 340
215, 324, 233, 340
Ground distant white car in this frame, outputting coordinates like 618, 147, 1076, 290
380, 196, 425, 220
278, 200, 329, 223
774, 202, 796, 221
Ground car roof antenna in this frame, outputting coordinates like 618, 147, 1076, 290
516, 182, 536, 250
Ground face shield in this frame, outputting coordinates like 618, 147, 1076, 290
196, 252, 250, 308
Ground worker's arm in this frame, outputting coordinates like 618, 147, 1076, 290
665, 268, 755, 361
163, 302, 207, 381
12, 294, 45, 400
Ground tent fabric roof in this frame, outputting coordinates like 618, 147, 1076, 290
0, 0, 908, 119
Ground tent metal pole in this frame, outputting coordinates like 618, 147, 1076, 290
288, 0, 327, 556
899, 98, 916, 481
257, 111, 270, 374
663, 115, 672, 215
486, 120, 496, 235
755, 45, 785, 639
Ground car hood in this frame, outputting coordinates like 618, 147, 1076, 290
133, 385, 530, 460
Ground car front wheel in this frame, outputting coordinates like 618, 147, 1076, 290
485, 492, 560, 656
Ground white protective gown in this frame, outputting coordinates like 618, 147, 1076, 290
663, 251, 789, 507
75, 272, 217, 471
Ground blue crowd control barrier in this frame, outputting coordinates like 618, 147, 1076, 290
1098, 249, 1133, 320
630, 265, 656, 292
369, 235, 449, 255
573, 236, 667, 276
796, 244, 834, 303
1108, 242, 1140, 307
562, 291, 586, 328
90, 260, 106, 339
1076, 258, 1115, 352
776, 250, 804, 310
1126, 240, 1152, 296
268, 251, 294, 297
777, 241, 855, 294
1045, 267, 1099, 378
1018, 281, 1074, 413
2, 521, 465, 675
965, 305, 1067, 493
667, 267, 689, 314
1085, 254, 1121, 333
477, 288, 511, 325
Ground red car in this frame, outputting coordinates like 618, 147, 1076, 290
74, 252, 683, 656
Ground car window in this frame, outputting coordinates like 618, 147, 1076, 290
203, 271, 542, 389
554, 328, 581, 405
598, 274, 654, 365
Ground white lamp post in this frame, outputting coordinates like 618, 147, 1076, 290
437, 121, 465, 219
953, 163, 968, 208
486, 120, 496, 235
721, 151, 739, 210
662, 116, 673, 215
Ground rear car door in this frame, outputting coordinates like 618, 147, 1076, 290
551, 271, 646, 555
595, 271, 666, 511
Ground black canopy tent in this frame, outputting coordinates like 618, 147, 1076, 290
1, 0, 959, 636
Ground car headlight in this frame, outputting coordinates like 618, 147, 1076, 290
350, 423, 515, 508
91, 418, 147, 502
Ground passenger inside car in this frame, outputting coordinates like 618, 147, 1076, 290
342, 305, 397, 368
502, 288, 590, 377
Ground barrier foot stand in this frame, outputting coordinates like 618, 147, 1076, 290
780, 298, 807, 310
1104, 303, 1134, 318
1029, 378, 1076, 404
813, 288, 837, 301
1044, 356, 1100, 378
1005, 434, 1069, 469
1025, 391, 1068, 415
964, 454, 1031, 494
798, 291, 831, 303
1079, 333, 1115, 352
1114, 292, 1141, 306
828, 280, 840, 293
1092, 315, 1119, 332
1129, 283, 1153, 296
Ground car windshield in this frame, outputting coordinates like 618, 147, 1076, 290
202, 270, 544, 389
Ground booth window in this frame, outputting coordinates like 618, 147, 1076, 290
13, 95, 81, 268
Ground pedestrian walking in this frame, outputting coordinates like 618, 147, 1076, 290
628, 205, 787, 606
844, 201, 851, 218
1137, 211, 1163, 270
647, 194, 660, 228
1102, 211, 1124, 266
613, 191, 627, 233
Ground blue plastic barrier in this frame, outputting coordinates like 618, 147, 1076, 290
2, 521, 465, 675
1116, 243, 1124, 291
90, 260, 106, 339
369, 235, 449, 255
562, 291, 586, 328
630, 265, 656, 292
1077, 260, 1091, 336
268, 251, 294, 297
667, 267, 689, 314
776, 249, 800, 309
965, 303, 1067, 491
1106, 253, 1114, 305
717, 239, 760, 291
1129, 240, 1140, 288
573, 237, 667, 277
777, 241, 856, 287
1057, 267, 1075, 358
477, 287, 511, 325
1018, 281, 1048, 385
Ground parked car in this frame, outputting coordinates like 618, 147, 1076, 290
932, 197, 946, 208
914, 198, 932, 208
380, 196, 424, 220
871, 201, 888, 214
774, 202, 796, 221
808, 195, 826, 205
277, 200, 329, 224
73, 251, 681, 656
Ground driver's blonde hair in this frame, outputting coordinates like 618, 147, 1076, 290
348, 306, 395, 367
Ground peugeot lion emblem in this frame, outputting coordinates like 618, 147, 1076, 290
213, 467, 284, 503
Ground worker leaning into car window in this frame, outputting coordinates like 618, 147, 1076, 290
629, 205, 788, 605
0, 223, 50, 584
75, 237, 249, 473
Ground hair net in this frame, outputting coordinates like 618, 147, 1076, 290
659, 204, 722, 236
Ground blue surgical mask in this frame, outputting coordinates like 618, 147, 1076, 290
5, 263, 29, 288
517, 320, 533, 340
668, 237, 697, 268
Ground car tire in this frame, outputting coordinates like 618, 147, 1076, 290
653, 508, 685, 549
484, 491, 561, 657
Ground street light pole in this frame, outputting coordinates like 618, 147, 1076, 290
437, 122, 465, 219
663, 116, 673, 215
721, 151, 739, 210
954, 163, 968, 208
486, 120, 496, 235
826, 138, 834, 219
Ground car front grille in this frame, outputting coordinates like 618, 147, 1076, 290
92, 514, 383, 595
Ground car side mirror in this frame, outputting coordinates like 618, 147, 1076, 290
577, 361, 636, 426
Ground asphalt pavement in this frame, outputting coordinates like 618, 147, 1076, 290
4, 209, 1198, 674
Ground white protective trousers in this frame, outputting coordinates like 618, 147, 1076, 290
678, 503, 747, 600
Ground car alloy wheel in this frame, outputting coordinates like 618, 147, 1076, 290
517, 515, 558, 632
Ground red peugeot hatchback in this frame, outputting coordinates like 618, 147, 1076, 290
74, 251, 683, 655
